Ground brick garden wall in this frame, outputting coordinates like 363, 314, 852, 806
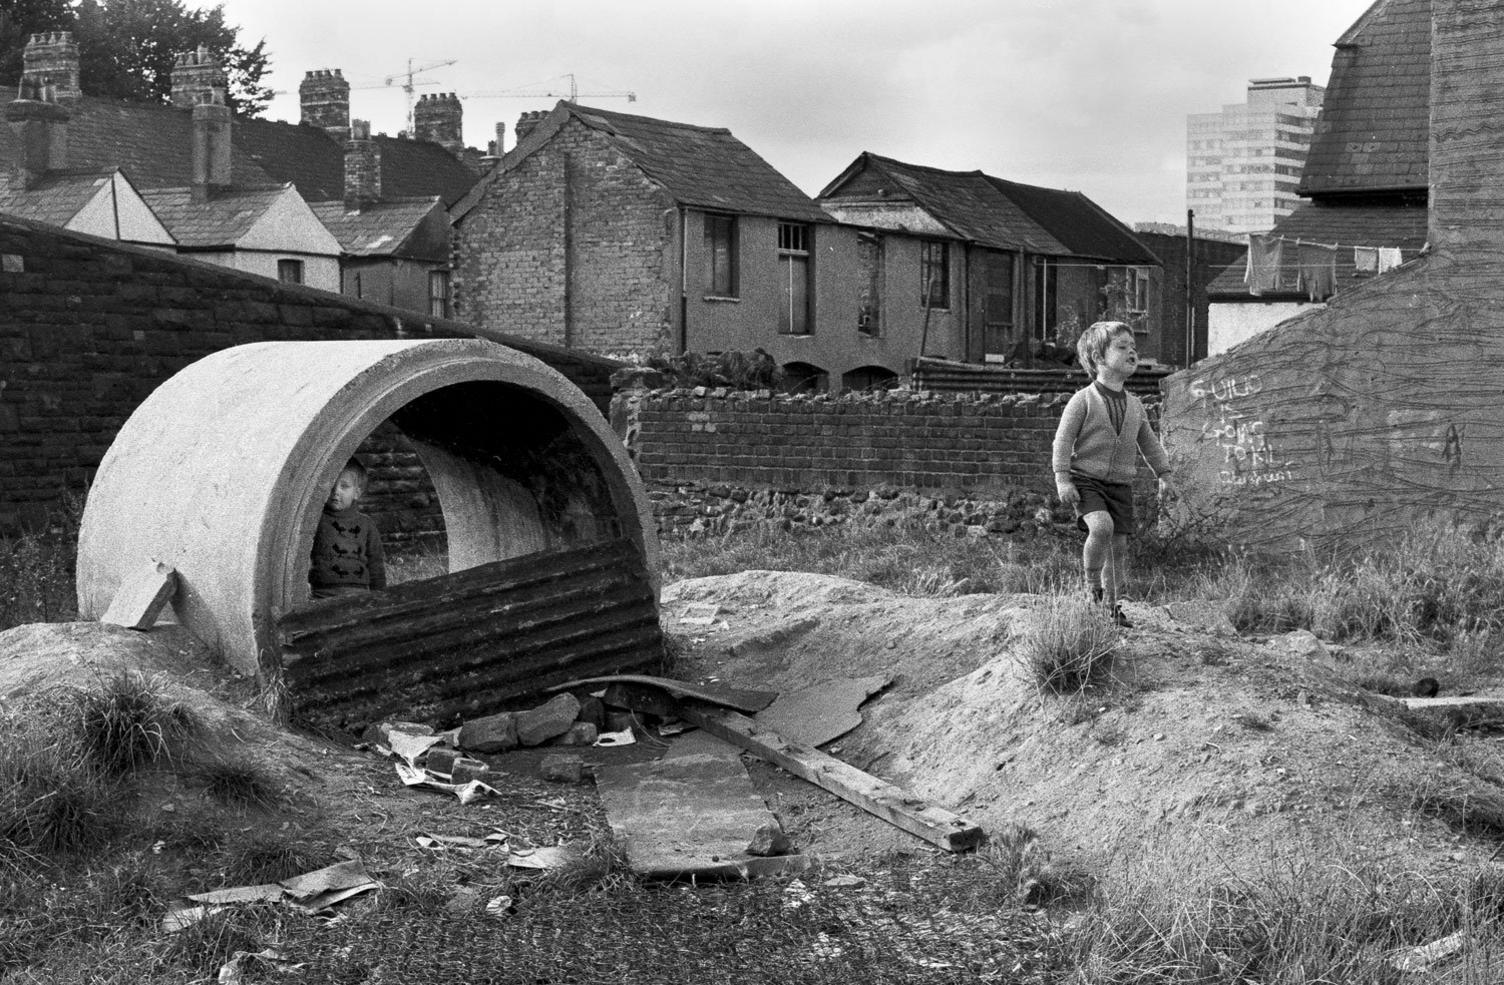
0, 214, 616, 539
614, 386, 1162, 538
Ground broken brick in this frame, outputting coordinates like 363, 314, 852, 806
746, 820, 792, 857
554, 722, 598, 746
458, 711, 519, 753
517, 693, 581, 747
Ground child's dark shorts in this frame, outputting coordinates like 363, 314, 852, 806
1071, 473, 1135, 536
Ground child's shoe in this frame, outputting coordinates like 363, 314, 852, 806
1091, 585, 1104, 604
1111, 602, 1134, 629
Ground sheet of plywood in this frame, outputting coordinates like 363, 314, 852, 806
595, 731, 804, 879
755, 675, 890, 747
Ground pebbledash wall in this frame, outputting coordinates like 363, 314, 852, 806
0, 213, 617, 539
613, 386, 1162, 538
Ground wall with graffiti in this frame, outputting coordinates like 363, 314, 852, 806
1159, 251, 1504, 554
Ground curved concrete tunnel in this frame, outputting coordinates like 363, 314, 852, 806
76, 339, 658, 678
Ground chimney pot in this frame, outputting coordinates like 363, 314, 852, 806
300, 67, 351, 139
19, 31, 80, 105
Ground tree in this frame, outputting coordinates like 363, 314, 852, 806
0, 0, 274, 117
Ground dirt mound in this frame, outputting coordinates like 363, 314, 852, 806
666, 572, 1501, 876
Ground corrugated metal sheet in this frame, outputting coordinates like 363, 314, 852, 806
278, 538, 662, 729
912, 359, 1169, 399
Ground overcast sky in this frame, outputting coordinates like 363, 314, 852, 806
199, 0, 1369, 225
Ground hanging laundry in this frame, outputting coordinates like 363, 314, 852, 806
1296, 241, 1338, 301
1377, 247, 1403, 273
1353, 246, 1379, 274
1244, 233, 1283, 296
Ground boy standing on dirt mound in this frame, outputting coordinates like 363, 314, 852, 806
1051, 321, 1173, 628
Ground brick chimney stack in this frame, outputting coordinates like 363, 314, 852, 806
344, 119, 381, 211
4, 79, 70, 189
171, 45, 227, 108
191, 90, 232, 202
414, 92, 464, 157
1428, 0, 1504, 254
300, 69, 350, 139
514, 110, 547, 145
20, 32, 81, 105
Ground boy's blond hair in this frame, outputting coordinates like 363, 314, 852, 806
1076, 321, 1133, 376
340, 457, 368, 494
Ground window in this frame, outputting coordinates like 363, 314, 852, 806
704, 213, 738, 297
428, 269, 451, 318
1127, 267, 1150, 315
277, 259, 304, 285
920, 240, 949, 308
778, 222, 811, 335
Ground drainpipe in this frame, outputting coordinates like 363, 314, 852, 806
678, 207, 689, 354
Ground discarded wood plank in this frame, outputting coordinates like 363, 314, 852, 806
1398, 694, 1504, 729
681, 704, 986, 853
550, 674, 777, 714
101, 561, 177, 630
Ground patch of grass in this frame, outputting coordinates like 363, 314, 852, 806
0, 714, 115, 855
975, 822, 1092, 909
0, 497, 81, 632
1065, 855, 1474, 984
1015, 591, 1118, 694
385, 536, 450, 586
71, 671, 193, 776
661, 524, 1079, 597
195, 761, 283, 809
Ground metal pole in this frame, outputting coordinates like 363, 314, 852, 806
1184, 208, 1196, 366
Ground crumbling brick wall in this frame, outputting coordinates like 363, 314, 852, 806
0, 214, 612, 541
614, 387, 1161, 538
452, 118, 676, 355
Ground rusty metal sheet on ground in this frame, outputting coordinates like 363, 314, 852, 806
754, 675, 891, 747
595, 731, 802, 879
550, 674, 778, 714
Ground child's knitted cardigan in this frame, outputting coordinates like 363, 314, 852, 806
1051, 384, 1171, 485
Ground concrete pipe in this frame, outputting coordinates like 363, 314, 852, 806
77, 339, 658, 677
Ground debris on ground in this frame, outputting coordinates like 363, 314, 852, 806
163, 859, 381, 931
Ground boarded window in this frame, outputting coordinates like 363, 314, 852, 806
705, 214, 738, 297
920, 240, 949, 309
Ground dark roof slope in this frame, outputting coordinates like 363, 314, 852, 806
820, 152, 1156, 263
0, 169, 111, 226
453, 101, 829, 223
309, 197, 445, 257
1207, 201, 1429, 297
1300, 0, 1431, 195
140, 185, 287, 247
0, 89, 479, 206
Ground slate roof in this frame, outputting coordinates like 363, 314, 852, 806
1299, 0, 1431, 195
0, 88, 480, 205
0, 169, 111, 226
309, 197, 443, 257
452, 101, 830, 224
140, 185, 288, 247
819, 153, 1158, 264
1206, 201, 1430, 297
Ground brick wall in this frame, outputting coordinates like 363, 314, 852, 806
0, 213, 617, 536
452, 118, 675, 355
615, 386, 1162, 538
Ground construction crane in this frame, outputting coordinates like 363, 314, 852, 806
463, 73, 636, 106
352, 58, 459, 134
